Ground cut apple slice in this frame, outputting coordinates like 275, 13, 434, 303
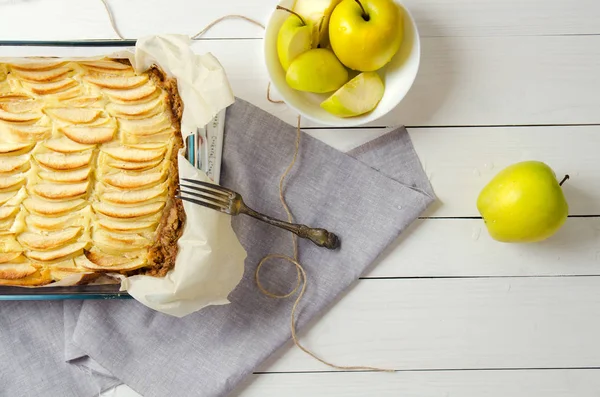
0, 174, 25, 190
24, 197, 86, 216
97, 217, 158, 232
44, 138, 95, 153
93, 229, 151, 251
107, 96, 163, 117
39, 166, 91, 183
93, 201, 165, 219
0, 154, 29, 173
0, 98, 43, 114
121, 131, 173, 145
32, 180, 89, 200
79, 60, 131, 71
106, 157, 162, 171
101, 145, 166, 163
60, 95, 105, 108
0, 142, 34, 154
51, 84, 84, 101
0, 261, 38, 280
0, 190, 20, 206
78, 249, 147, 271
100, 182, 167, 205
103, 82, 157, 102
320, 72, 385, 117
0, 206, 19, 220
0, 235, 23, 253
61, 123, 116, 145
0, 108, 42, 122
26, 241, 87, 262
25, 78, 78, 95
3, 123, 52, 142
0, 267, 52, 286
45, 107, 102, 124
18, 227, 82, 251
12, 67, 71, 83
35, 150, 93, 170
85, 74, 148, 89
0, 252, 22, 264
26, 207, 91, 231
119, 113, 172, 136
103, 170, 166, 189
10, 61, 67, 71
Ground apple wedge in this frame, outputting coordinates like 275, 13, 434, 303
0, 142, 35, 154
45, 107, 102, 124
26, 241, 87, 262
0, 154, 30, 173
18, 227, 82, 251
293, 0, 342, 47
85, 75, 148, 90
0, 252, 22, 264
61, 123, 117, 145
10, 61, 67, 71
24, 197, 86, 216
35, 150, 93, 170
44, 138, 95, 154
24, 78, 78, 95
92, 201, 165, 219
79, 60, 131, 71
277, 9, 313, 71
101, 145, 166, 163
118, 113, 172, 136
103, 83, 157, 103
100, 182, 167, 205
78, 249, 147, 271
0, 108, 42, 123
32, 180, 89, 200
106, 96, 163, 118
102, 169, 166, 189
12, 67, 71, 83
97, 217, 158, 233
38, 166, 91, 183
321, 71, 384, 117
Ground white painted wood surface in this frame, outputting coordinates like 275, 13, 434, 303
1, 0, 599, 396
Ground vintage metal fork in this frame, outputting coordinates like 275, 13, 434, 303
177, 178, 340, 250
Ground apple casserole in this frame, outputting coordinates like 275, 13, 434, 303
0, 58, 186, 287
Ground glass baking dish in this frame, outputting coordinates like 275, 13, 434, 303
0, 40, 159, 300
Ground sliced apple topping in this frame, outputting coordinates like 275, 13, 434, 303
85, 74, 148, 90
0, 252, 22, 264
61, 122, 116, 145
32, 180, 89, 200
93, 229, 151, 251
119, 113, 172, 136
45, 107, 102, 124
96, 217, 158, 233
44, 138, 95, 154
1, 123, 52, 142
24, 197, 86, 216
10, 60, 67, 71
121, 130, 174, 145
100, 182, 167, 205
26, 207, 91, 231
11, 66, 72, 83
0, 174, 25, 190
107, 96, 163, 117
0, 261, 38, 280
61, 94, 105, 108
0, 108, 42, 123
0, 234, 23, 253
0, 98, 43, 114
0, 142, 35, 154
103, 82, 157, 103
79, 60, 131, 71
18, 227, 82, 251
0, 154, 29, 173
38, 166, 91, 183
101, 144, 166, 163
80, 247, 147, 271
26, 241, 87, 262
105, 157, 162, 171
93, 201, 165, 219
35, 150, 93, 170
0, 206, 19, 221
0, 189, 23, 206
24, 78, 78, 95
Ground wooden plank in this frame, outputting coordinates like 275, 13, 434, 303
2, 0, 600, 41
256, 277, 600, 372
3, 36, 600, 127
408, 125, 599, 217
190, 36, 600, 127
366, 218, 600, 278
233, 370, 600, 397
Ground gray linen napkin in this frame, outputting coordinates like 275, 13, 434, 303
0, 98, 434, 397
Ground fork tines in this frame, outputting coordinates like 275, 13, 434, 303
176, 178, 233, 214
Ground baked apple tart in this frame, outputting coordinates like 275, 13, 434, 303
0, 58, 185, 286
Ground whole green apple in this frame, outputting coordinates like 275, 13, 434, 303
329, 0, 404, 72
477, 161, 569, 243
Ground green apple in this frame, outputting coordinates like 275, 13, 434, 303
329, 0, 404, 71
286, 48, 349, 93
293, 0, 343, 47
321, 71, 384, 117
277, 7, 313, 71
477, 161, 569, 243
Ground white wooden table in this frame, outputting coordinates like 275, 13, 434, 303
2, 0, 600, 396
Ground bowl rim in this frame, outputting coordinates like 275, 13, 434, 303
263, 0, 421, 128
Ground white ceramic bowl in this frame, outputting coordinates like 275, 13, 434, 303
264, 0, 421, 127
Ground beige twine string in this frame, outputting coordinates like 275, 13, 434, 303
99, 0, 393, 373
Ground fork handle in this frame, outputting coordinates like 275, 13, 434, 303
241, 205, 340, 250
